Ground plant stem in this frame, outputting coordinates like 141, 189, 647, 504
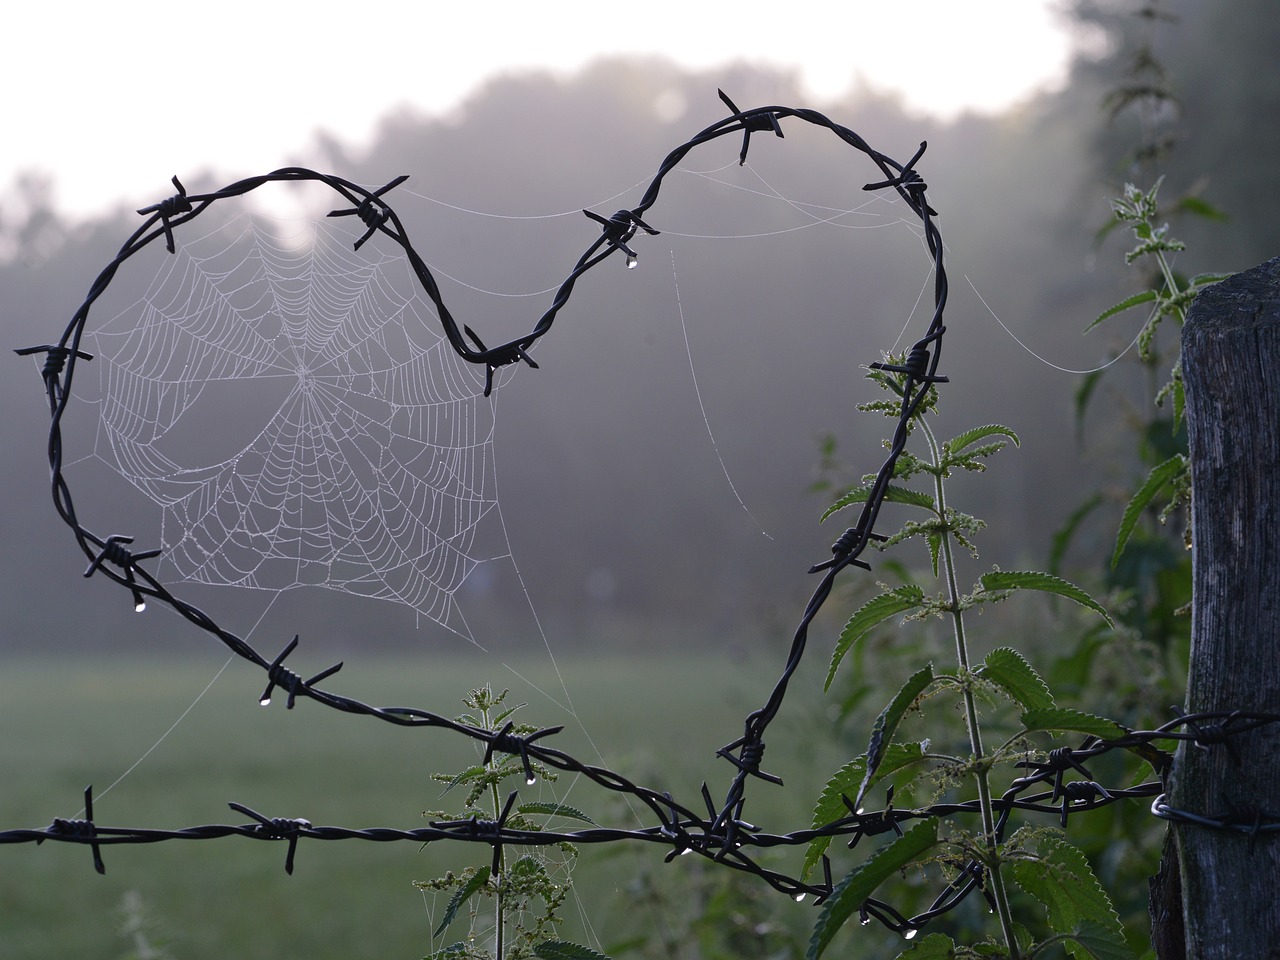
480, 697, 506, 960
922, 420, 1021, 959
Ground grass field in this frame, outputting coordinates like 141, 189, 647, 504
1, 644, 838, 959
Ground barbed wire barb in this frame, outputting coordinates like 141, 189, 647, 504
10, 89, 1280, 941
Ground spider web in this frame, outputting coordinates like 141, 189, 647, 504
85, 211, 507, 639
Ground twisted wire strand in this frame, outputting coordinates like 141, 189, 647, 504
13, 92, 1273, 935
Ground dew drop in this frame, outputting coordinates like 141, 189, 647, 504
679, 847, 694, 856
860, 917, 871, 927
626, 254, 638, 269
134, 601, 147, 613
525, 775, 537, 786
792, 893, 807, 903
904, 928, 919, 941
259, 697, 272, 707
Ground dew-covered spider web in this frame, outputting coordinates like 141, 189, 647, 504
85, 211, 507, 640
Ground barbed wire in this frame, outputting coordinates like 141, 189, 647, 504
9, 90, 1277, 940
7, 714, 1279, 929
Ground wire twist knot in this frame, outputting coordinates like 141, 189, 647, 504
229, 803, 311, 873
718, 735, 783, 785
257, 635, 344, 709
863, 142, 937, 215
718, 89, 784, 165
817, 524, 884, 573
137, 177, 192, 253
483, 721, 563, 786
44, 787, 106, 873
583, 208, 659, 261
870, 339, 948, 385
326, 175, 409, 250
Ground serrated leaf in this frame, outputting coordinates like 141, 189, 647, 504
517, 801, 597, 825
893, 933, 956, 958
534, 941, 613, 960
857, 666, 934, 810
437, 764, 487, 793
945, 424, 1020, 457
803, 743, 926, 879
926, 530, 942, 577
492, 703, 526, 726
979, 647, 1055, 712
1112, 454, 1187, 567
433, 865, 491, 936
1010, 839, 1133, 960
1085, 289, 1159, 332
425, 943, 470, 960
827, 585, 925, 691
977, 570, 1112, 627
1020, 707, 1127, 741
808, 820, 939, 960
509, 854, 546, 879
822, 483, 936, 522
1062, 920, 1140, 960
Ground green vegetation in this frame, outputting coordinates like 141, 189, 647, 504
801, 363, 1135, 959
416, 685, 597, 960
0, 652, 798, 960
6, 4, 1273, 957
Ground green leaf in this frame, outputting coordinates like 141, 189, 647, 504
893, 933, 956, 958
808, 820, 940, 960
945, 424, 1020, 456
827, 585, 925, 691
425, 943, 470, 960
534, 941, 613, 960
517, 802, 597, 825
1072, 369, 1103, 436
978, 647, 1055, 712
1010, 839, 1133, 960
433, 866, 491, 936
857, 666, 934, 810
1174, 195, 1229, 222
1189, 271, 1231, 287
1020, 707, 1127, 741
436, 764, 487, 793
1085, 289, 1158, 332
822, 483, 936, 522
1049, 494, 1102, 576
977, 570, 1113, 627
1112, 454, 1188, 567
509, 854, 547, 880
804, 743, 926, 879
1062, 920, 1141, 960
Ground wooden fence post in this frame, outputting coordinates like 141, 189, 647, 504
1164, 255, 1280, 958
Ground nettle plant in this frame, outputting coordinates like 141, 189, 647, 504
1090, 177, 1227, 561
417, 686, 598, 960
803, 362, 1146, 960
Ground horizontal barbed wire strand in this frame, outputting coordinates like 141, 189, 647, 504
13, 91, 1273, 934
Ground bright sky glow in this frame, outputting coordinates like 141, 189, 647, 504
4, 1, 1077, 218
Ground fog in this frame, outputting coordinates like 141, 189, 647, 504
3, 0, 1277, 659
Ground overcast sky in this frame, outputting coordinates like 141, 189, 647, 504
5, 1, 1081, 218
